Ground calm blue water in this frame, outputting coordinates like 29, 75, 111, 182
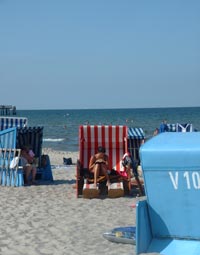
17, 107, 200, 152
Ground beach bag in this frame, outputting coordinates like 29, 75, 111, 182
63, 157, 72, 165
41, 155, 48, 168
41, 155, 53, 181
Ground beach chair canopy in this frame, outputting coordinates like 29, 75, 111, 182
166, 123, 176, 132
0, 117, 28, 131
136, 132, 200, 255
176, 123, 193, 132
127, 127, 145, 162
16, 127, 43, 158
166, 123, 193, 132
0, 127, 17, 149
79, 125, 128, 171
128, 127, 145, 139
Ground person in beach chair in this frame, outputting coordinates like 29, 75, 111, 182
88, 146, 111, 188
21, 145, 37, 185
122, 152, 144, 196
76, 125, 128, 198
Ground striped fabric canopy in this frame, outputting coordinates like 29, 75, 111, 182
176, 123, 193, 132
166, 124, 176, 132
0, 117, 28, 131
128, 127, 145, 139
167, 123, 193, 132
127, 128, 145, 162
79, 125, 128, 171
16, 127, 43, 158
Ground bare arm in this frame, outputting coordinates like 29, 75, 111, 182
104, 154, 109, 168
89, 155, 96, 171
21, 150, 33, 164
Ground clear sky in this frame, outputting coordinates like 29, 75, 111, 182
0, 0, 199, 110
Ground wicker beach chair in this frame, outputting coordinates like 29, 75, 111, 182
127, 127, 145, 163
176, 123, 193, 132
136, 132, 200, 254
0, 117, 28, 131
0, 127, 23, 186
76, 125, 130, 198
0, 148, 23, 186
127, 127, 145, 196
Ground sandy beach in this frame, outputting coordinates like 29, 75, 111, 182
0, 148, 158, 255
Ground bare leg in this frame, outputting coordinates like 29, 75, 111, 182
31, 167, 37, 184
101, 165, 110, 187
126, 165, 132, 192
24, 165, 32, 184
93, 164, 100, 187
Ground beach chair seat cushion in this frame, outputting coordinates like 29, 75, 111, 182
83, 183, 99, 198
108, 182, 124, 198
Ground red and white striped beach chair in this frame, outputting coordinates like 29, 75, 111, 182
76, 125, 128, 198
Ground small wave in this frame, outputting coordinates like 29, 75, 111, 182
43, 138, 64, 142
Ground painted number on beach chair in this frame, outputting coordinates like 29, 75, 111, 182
169, 171, 200, 190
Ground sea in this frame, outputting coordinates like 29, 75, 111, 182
17, 107, 200, 152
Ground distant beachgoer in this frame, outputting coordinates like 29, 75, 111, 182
153, 128, 159, 136
88, 146, 110, 187
159, 120, 168, 133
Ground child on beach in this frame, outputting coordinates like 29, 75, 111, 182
89, 146, 110, 187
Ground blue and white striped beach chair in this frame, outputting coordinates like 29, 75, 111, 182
0, 148, 23, 186
0, 117, 28, 131
176, 123, 193, 132
0, 127, 17, 149
0, 127, 23, 186
166, 123, 176, 132
127, 127, 145, 163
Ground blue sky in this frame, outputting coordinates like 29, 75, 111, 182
0, 0, 199, 110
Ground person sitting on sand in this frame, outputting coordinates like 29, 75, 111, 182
89, 146, 110, 188
21, 145, 37, 185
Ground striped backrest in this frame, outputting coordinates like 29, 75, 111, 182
0, 117, 28, 131
0, 127, 17, 149
127, 128, 145, 162
128, 127, 145, 139
16, 127, 43, 158
0, 148, 21, 170
79, 125, 128, 171
166, 123, 176, 132
176, 123, 193, 132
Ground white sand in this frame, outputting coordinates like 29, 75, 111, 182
0, 149, 159, 255
42, 148, 78, 166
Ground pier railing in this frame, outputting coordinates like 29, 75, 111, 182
0, 105, 16, 115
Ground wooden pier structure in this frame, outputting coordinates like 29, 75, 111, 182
0, 105, 16, 115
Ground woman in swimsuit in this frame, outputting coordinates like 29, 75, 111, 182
89, 146, 110, 188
